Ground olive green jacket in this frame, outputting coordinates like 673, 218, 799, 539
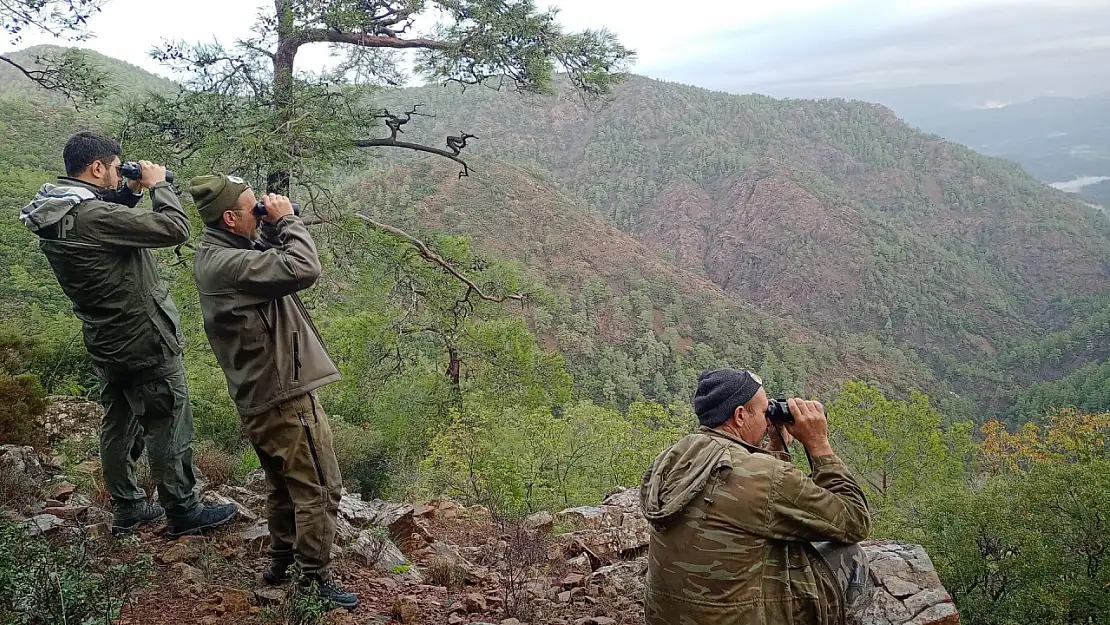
193, 217, 340, 417
20, 178, 189, 380
640, 427, 871, 625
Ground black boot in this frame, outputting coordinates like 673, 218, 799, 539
166, 503, 237, 538
308, 578, 358, 611
262, 558, 296, 585
112, 501, 166, 534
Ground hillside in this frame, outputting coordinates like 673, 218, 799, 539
362, 77, 1110, 412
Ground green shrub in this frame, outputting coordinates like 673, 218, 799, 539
330, 416, 389, 497
0, 522, 152, 624
0, 374, 48, 447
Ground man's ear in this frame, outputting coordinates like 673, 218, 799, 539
732, 405, 745, 424
222, 210, 235, 229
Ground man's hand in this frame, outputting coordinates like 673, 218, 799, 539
767, 420, 793, 452
784, 398, 835, 457
261, 193, 295, 224
125, 178, 143, 194
137, 160, 167, 189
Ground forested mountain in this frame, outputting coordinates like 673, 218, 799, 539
4, 47, 1110, 423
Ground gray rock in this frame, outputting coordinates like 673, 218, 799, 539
906, 602, 959, 625
202, 491, 259, 523
524, 511, 554, 532
351, 528, 423, 581
21, 514, 64, 534
0, 445, 47, 485
904, 589, 952, 616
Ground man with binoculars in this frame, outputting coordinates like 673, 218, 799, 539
641, 368, 872, 625
187, 174, 357, 610
19, 131, 237, 537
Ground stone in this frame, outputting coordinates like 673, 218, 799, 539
906, 602, 959, 625
883, 576, 922, 598
602, 487, 640, 509
464, 592, 487, 613
50, 482, 77, 502
904, 589, 953, 616
556, 506, 607, 530
350, 528, 420, 580
22, 514, 64, 534
171, 562, 205, 586
216, 588, 254, 615
413, 503, 435, 518
217, 485, 265, 510
501, 619, 521, 625
40, 506, 87, 520
557, 590, 572, 603
338, 493, 423, 540
524, 511, 554, 532
447, 601, 466, 614
447, 614, 466, 625
0, 446, 47, 485
391, 595, 419, 623
562, 573, 585, 588
240, 520, 270, 549
851, 587, 910, 625
160, 537, 204, 564
86, 522, 112, 540
254, 586, 285, 605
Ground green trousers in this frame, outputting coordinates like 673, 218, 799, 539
97, 356, 201, 522
244, 392, 343, 580
814, 542, 872, 611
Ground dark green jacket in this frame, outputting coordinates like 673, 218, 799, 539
193, 217, 340, 417
20, 178, 189, 379
641, 427, 871, 625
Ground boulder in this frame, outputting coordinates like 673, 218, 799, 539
21, 514, 64, 534
523, 511, 554, 532
0, 445, 47, 486
849, 541, 959, 625
202, 491, 258, 523
350, 528, 422, 581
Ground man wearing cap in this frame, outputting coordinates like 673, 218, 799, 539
19, 131, 236, 536
640, 368, 872, 625
187, 175, 357, 610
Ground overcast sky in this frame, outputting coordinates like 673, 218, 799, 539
3, 0, 1107, 105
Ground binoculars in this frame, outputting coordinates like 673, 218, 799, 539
118, 162, 175, 184
253, 201, 302, 219
765, 398, 828, 425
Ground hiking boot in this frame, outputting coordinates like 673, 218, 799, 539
112, 501, 166, 534
166, 503, 237, 538
262, 559, 296, 585
307, 578, 359, 611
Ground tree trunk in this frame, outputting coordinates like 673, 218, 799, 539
269, 0, 296, 194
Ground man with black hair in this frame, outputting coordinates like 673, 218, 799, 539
20, 131, 236, 537
641, 368, 872, 625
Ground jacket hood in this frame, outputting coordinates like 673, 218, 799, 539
20, 181, 98, 232
640, 430, 734, 524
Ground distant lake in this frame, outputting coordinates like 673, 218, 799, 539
1050, 176, 1110, 193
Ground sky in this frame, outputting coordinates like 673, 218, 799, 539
3, 0, 1108, 108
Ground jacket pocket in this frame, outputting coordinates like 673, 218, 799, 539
291, 331, 302, 382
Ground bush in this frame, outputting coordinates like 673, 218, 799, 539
0, 471, 41, 517
330, 416, 388, 497
0, 374, 48, 447
0, 522, 152, 624
194, 440, 238, 489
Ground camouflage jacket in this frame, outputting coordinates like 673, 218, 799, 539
640, 427, 871, 625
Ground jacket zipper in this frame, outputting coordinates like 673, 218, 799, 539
257, 306, 273, 336
298, 412, 327, 487
292, 331, 302, 382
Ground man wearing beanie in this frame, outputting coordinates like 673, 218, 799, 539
188, 175, 357, 610
20, 131, 235, 537
640, 368, 871, 625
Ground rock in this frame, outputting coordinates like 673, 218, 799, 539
338, 493, 424, 540
906, 602, 959, 625
574, 618, 616, 625
556, 506, 608, 530
0, 446, 47, 485
413, 503, 435, 518
884, 576, 922, 598
50, 482, 77, 502
86, 522, 112, 540
524, 511, 554, 532
447, 614, 466, 625
240, 520, 270, 549
904, 589, 953, 616
501, 619, 522, 625
447, 601, 466, 614
464, 592, 487, 613
21, 514, 64, 534
216, 588, 254, 615
217, 485, 265, 510
462, 505, 492, 524
562, 573, 585, 588
557, 590, 572, 603
244, 469, 268, 493
202, 491, 258, 523
40, 506, 88, 520
171, 562, 205, 586
254, 586, 285, 605
160, 537, 204, 564
391, 595, 419, 623
351, 529, 414, 574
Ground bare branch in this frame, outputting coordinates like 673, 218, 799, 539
353, 137, 474, 179
297, 29, 450, 50
354, 214, 525, 304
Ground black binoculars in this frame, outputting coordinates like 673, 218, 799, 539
766, 398, 828, 425
252, 201, 302, 219
118, 162, 175, 184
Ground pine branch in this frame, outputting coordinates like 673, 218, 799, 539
354, 214, 525, 304
352, 137, 474, 179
